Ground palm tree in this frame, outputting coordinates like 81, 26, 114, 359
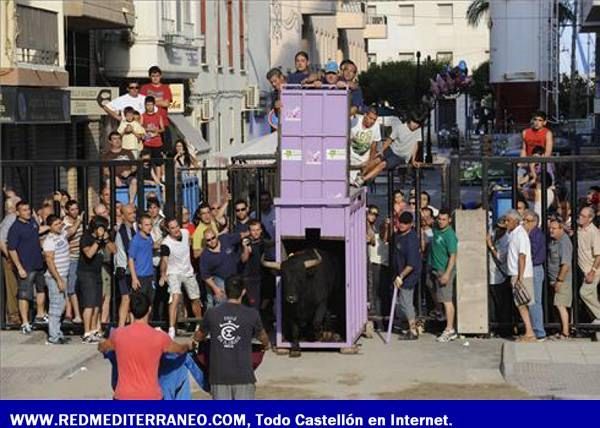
466, 0, 575, 28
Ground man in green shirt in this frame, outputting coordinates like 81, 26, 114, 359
428, 209, 458, 342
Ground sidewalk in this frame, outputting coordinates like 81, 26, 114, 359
501, 339, 600, 399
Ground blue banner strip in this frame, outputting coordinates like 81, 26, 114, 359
0, 400, 596, 428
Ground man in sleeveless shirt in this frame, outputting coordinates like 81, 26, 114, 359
521, 111, 553, 157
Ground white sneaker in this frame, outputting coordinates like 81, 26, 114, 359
436, 329, 458, 343
168, 327, 176, 339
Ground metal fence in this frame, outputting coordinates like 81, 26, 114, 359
1, 155, 599, 333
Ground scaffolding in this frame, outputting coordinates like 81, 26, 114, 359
540, 0, 561, 121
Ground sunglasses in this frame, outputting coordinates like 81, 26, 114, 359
205, 236, 217, 242
368, 211, 379, 216
409, 202, 416, 206
128, 86, 139, 90
236, 207, 247, 212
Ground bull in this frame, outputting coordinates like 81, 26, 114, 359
262, 248, 341, 357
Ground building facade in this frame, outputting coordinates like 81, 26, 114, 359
367, 0, 489, 69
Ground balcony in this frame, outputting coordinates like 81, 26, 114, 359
298, 1, 337, 16
581, 0, 600, 32
364, 15, 387, 39
336, 1, 366, 29
63, 0, 135, 29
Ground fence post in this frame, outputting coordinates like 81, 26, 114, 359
570, 160, 580, 327
201, 160, 209, 204
448, 156, 460, 211
164, 159, 176, 219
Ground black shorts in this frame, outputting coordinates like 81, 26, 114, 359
78, 270, 102, 308
146, 147, 165, 166
132, 275, 155, 303
118, 274, 132, 296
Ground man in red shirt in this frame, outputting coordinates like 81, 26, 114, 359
141, 66, 172, 153
141, 96, 165, 181
521, 110, 553, 157
98, 293, 192, 400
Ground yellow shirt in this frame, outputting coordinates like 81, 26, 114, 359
117, 119, 145, 156
192, 221, 218, 251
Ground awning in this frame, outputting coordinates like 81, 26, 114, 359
213, 131, 278, 163
169, 114, 211, 155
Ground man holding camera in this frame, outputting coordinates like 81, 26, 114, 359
159, 218, 203, 339
79, 217, 116, 343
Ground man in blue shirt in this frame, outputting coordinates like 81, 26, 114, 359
7, 201, 46, 334
286, 51, 311, 85
199, 229, 250, 308
522, 210, 547, 341
128, 214, 156, 303
393, 212, 422, 340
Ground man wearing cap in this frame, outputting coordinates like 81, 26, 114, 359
393, 212, 422, 340
354, 114, 423, 186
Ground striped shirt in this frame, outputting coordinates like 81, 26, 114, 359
43, 231, 71, 278
63, 217, 83, 260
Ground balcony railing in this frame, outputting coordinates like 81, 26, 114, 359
16, 48, 59, 66
339, 1, 366, 14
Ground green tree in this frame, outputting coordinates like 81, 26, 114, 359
558, 72, 594, 119
358, 60, 444, 116
469, 60, 491, 102
466, 0, 574, 28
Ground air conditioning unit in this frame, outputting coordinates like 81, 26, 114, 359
244, 85, 260, 110
200, 98, 214, 121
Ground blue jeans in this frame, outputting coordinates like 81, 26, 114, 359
531, 265, 546, 338
67, 260, 78, 296
206, 277, 226, 309
45, 275, 66, 341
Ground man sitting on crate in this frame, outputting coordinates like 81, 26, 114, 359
353, 112, 423, 187
194, 275, 269, 400
101, 131, 138, 205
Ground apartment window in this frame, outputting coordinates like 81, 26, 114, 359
436, 51, 453, 64
227, 0, 234, 70
217, 2, 222, 69
241, 111, 246, 144
398, 5, 414, 26
16, 5, 59, 66
367, 53, 377, 65
199, 0, 207, 64
438, 4, 453, 25
239, 0, 245, 70
367, 5, 376, 17
398, 52, 415, 62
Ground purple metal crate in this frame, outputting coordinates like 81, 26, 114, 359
274, 189, 367, 349
279, 88, 349, 202
274, 87, 367, 349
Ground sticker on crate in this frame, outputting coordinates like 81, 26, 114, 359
284, 106, 301, 122
306, 150, 322, 165
282, 149, 302, 161
326, 149, 346, 161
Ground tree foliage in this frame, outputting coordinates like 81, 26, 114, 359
358, 60, 445, 116
466, 0, 574, 28
558, 72, 594, 119
469, 60, 491, 101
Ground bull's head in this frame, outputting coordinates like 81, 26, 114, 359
262, 249, 322, 304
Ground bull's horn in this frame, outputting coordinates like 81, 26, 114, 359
303, 249, 322, 269
261, 255, 281, 271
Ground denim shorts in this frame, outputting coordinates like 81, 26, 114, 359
67, 260, 78, 296
17, 270, 46, 301
382, 148, 406, 170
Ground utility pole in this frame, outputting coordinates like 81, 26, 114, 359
569, 0, 579, 119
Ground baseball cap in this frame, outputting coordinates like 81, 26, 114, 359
324, 60, 339, 74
